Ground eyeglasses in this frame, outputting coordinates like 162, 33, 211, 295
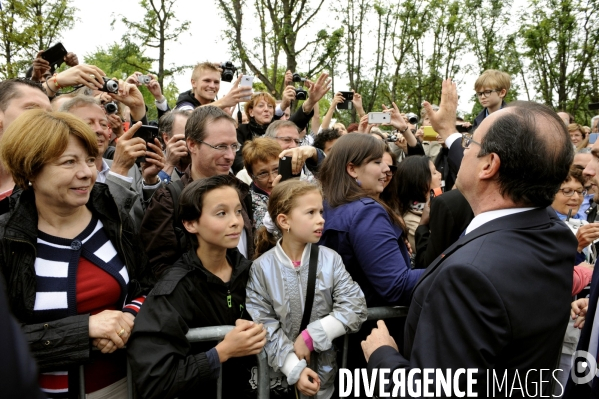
275, 136, 301, 146
559, 188, 587, 197
253, 168, 279, 181
199, 141, 240, 152
461, 133, 481, 149
385, 164, 397, 176
476, 89, 500, 98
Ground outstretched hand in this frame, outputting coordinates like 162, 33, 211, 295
423, 79, 458, 141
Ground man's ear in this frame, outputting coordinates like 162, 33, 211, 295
346, 162, 358, 179
187, 138, 197, 154
480, 153, 501, 180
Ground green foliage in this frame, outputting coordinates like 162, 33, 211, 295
0, 0, 77, 79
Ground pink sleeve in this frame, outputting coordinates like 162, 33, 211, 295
572, 266, 593, 296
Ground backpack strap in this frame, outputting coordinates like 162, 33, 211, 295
299, 244, 319, 332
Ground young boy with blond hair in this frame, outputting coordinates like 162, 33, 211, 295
471, 69, 511, 132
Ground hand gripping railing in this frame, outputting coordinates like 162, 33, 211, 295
78, 306, 408, 398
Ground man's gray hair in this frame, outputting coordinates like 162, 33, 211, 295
58, 95, 101, 113
264, 120, 299, 138
159, 109, 192, 138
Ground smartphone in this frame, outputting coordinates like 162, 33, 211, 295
423, 126, 438, 141
41, 42, 68, 68
239, 75, 254, 101
590, 133, 599, 144
456, 123, 470, 133
278, 156, 301, 182
368, 112, 390, 124
132, 125, 159, 163
337, 91, 354, 110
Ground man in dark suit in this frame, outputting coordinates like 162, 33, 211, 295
361, 79, 577, 396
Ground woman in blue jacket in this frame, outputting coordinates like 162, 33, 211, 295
318, 134, 424, 383
319, 133, 424, 307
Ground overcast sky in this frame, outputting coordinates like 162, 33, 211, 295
67, 0, 484, 115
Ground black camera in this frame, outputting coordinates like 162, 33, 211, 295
406, 113, 419, 125
220, 61, 237, 82
292, 73, 306, 83
104, 101, 118, 115
295, 88, 308, 101
99, 77, 118, 94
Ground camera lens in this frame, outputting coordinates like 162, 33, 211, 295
292, 73, 303, 83
104, 102, 118, 114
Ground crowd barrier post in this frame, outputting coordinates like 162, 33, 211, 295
78, 306, 408, 398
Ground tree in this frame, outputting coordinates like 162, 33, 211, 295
0, 0, 76, 79
114, 0, 191, 89
520, 0, 599, 119
217, 0, 343, 99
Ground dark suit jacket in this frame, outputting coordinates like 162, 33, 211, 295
369, 207, 576, 397
415, 189, 474, 269
564, 257, 599, 398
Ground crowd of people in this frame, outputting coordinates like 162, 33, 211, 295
1, 49, 599, 399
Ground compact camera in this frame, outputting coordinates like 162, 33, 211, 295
137, 75, 151, 85
406, 112, 419, 125
220, 61, 237, 82
104, 101, 118, 115
99, 77, 119, 94
295, 88, 308, 101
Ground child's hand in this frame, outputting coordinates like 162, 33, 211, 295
294, 334, 311, 363
296, 367, 320, 396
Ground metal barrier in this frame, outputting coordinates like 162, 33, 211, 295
78, 306, 408, 398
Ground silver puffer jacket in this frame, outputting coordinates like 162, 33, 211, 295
246, 242, 367, 394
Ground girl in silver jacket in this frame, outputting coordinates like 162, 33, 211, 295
246, 180, 367, 398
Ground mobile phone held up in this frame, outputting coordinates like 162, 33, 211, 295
368, 112, 390, 124
278, 156, 301, 182
41, 42, 68, 68
337, 91, 354, 110
240, 75, 254, 101
132, 125, 159, 164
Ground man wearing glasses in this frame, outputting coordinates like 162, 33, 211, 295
471, 69, 511, 133
363, 78, 577, 396
140, 106, 255, 277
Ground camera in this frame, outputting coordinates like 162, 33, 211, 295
292, 73, 306, 83
295, 88, 308, 101
386, 132, 398, 143
137, 75, 151, 85
104, 101, 118, 115
99, 77, 119, 94
220, 61, 237, 82
406, 112, 419, 125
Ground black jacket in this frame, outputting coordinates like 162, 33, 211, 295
0, 184, 155, 371
128, 248, 254, 399
175, 89, 201, 110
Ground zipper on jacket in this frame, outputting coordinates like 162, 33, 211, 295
296, 268, 304, 312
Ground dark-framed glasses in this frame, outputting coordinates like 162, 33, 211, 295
476, 89, 500, 98
559, 188, 587, 197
